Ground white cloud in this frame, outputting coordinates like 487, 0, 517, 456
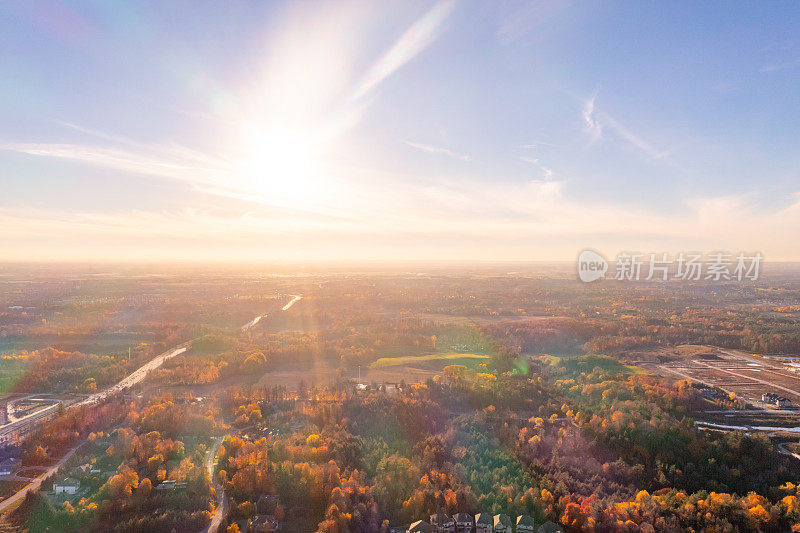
405, 141, 471, 161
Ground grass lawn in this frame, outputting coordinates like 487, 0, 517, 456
369, 352, 490, 369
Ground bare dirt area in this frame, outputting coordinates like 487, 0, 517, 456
630, 345, 800, 408
622, 344, 719, 364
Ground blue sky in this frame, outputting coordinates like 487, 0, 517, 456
1, 1, 799, 262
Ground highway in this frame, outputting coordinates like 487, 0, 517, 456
0, 403, 61, 445
75, 343, 190, 407
241, 294, 302, 332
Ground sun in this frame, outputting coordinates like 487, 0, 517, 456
238, 129, 317, 201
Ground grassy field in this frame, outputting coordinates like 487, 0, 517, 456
548, 353, 647, 375
369, 352, 490, 369
0, 357, 29, 394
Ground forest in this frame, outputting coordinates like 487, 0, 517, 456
2, 268, 800, 532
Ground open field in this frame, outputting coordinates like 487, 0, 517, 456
254, 353, 492, 391
369, 352, 489, 369
549, 353, 647, 375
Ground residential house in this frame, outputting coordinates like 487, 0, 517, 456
252, 514, 281, 533
155, 479, 176, 491
53, 477, 80, 495
453, 512, 473, 532
493, 514, 513, 533
0, 457, 19, 475
538, 521, 564, 533
474, 513, 493, 533
408, 520, 435, 533
430, 511, 455, 532
70, 463, 91, 477
516, 515, 536, 532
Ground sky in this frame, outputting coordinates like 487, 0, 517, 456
1, 1, 799, 263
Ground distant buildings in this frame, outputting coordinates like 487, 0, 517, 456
53, 477, 80, 495
699, 387, 721, 399
430, 512, 455, 532
453, 512, 473, 532
408, 519, 435, 533
252, 514, 281, 533
155, 479, 176, 491
493, 514, 513, 533
0, 457, 19, 475
474, 513, 492, 532
407, 513, 561, 533
516, 515, 536, 532
538, 521, 564, 533
762, 392, 792, 407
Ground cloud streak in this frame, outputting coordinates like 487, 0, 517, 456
582, 94, 671, 159
351, 0, 456, 101
405, 140, 471, 161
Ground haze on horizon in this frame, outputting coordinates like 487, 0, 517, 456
1, 2, 799, 263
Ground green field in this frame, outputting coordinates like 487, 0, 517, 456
0, 357, 29, 394
547, 353, 646, 375
369, 352, 490, 369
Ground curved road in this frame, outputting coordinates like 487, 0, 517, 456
202, 436, 228, 533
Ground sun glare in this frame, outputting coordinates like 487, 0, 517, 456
238, 129, 318, 201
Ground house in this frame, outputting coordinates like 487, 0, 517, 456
516, 515, 536, 532
474, 513, 493, 533
70, 463, 91, 477
699, 388, 719, 399
155, 479, 176, 491
453, 512, 473, 532
493, 514, 513, 533
0, 457, 19, 475
762, 392, 793, 407
538, 521, 564, 533
53, 477, 80, 495
252, 514, 281, 533
430, 511, 455, 532
408, 520, 435, 533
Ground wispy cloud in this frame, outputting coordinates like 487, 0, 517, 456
521, 140, 557, 148
760, 59, 800, 73
405, 140, 471, 162
582, 94, 671, 159
519, 156, 552, 179
582, 93, 602, 145
0, 141, 227, 183
351, 0, 457, 101
496, 1, 570, 46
